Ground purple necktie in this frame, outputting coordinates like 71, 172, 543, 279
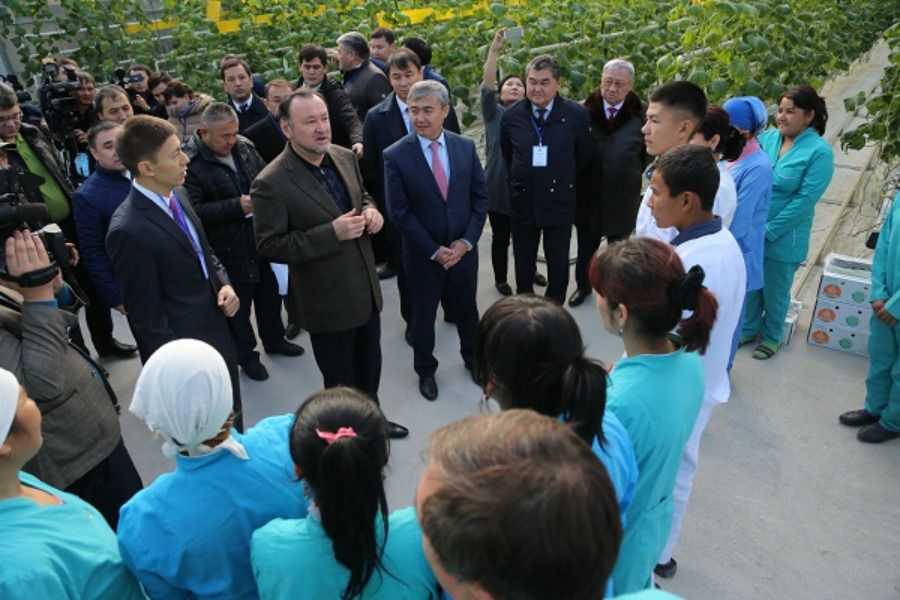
608, 107, 618, 120
430, 141, 448, 201
168, 194, 201, 254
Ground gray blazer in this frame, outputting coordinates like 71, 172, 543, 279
252, 144, 382, 334
0, 297, 121, 489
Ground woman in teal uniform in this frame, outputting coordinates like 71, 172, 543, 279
0, 368, 145, 600
590, 238, 716, 593
742, 85, 834, 359
251, 387, 438, 600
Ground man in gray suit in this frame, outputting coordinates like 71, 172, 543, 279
251, 89, 408, 439
0, 231, 142, 528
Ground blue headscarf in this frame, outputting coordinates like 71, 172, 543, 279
722, 96, 768, 136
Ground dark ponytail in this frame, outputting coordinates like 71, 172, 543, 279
291, 388, 391, 600
475, 295, 608, 446
696, 104, 746, 161
781, 85, 828, 136
590, 238, 719, 355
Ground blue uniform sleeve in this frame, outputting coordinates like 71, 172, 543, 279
875, 201, 900, 318
765, 142, 834, 242
118, 507, 191, 600
728, 159, 772, 253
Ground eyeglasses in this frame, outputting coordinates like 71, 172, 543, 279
0, 112, 22, 124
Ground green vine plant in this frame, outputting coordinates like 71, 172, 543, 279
0, 0, 896, 129
841, 23, 900, 167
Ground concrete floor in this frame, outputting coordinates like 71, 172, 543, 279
93, 230, 900, 600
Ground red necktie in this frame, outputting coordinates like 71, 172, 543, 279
608, 107, 618, 120
430, 141, 448, 200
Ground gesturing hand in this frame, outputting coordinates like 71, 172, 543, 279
332, 209, 366, 241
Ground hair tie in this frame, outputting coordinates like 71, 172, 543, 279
669, 265, 706, 310
315, 427, 357, 445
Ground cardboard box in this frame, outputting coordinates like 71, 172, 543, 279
818, 254, 872, 306
782, 300, 802, 345
807, 322, 869, 357
811, 298, 872, 332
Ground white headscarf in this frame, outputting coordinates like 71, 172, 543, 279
0, 368, 19, 443
130, 339, 247, 460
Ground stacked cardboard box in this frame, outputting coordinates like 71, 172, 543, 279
807, 254, 872, 357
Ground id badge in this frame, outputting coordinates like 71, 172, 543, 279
74, 152, 91, 177
532, 145, 548, 167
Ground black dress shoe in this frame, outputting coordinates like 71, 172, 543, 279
419, 376, 438, 401
284, 323, 301, 340
857, 422, 900, 443
95, 338, 138, 358
265, 341, 305, 357
388, 421, 409, 439
839, 409, 880, 427
654, 558, 677, 579
495, 282, 513, 296
405, 326, 414, 347
242, 361, 269, 381
568, 288, 591, 307
534, 273, 548, 286
377, 263, 397, 280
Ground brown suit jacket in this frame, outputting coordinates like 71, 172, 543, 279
251, 144, 382, 334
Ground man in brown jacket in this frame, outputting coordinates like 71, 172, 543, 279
251, 89, 407, 439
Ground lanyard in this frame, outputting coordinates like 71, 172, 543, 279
530, 115, 545, 146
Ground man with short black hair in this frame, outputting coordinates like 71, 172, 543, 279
499, 54, 594, 305
402, 37, 450, 91
336, 31, 392, 121
148, 72, 172, 112
184, 103, 303, 382
220, 57, 267, 132
296, 44, 363, 156
95, 85, 134, 125
368, 27, 396, 73
106, 115, 244, 428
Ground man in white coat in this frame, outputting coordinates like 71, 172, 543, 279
646, 144, 746, 578
635, 81, 736, 242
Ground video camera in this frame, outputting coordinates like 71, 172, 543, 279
0, 74, 32, 105
113, 68, 143, 102
0, 159, 85, 297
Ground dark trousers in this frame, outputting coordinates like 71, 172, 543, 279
65, 437, 143, 531
69, 261, 115, 353
406, 251, 479, 378
512, 221, 572, 304
309, 301, 382, 402
229, 265, 285, 366
574, 228, 629, 291
488, 211, 512, 284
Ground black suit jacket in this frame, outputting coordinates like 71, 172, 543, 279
362, 92, 461, 210
106, 186, 235, 364
244, 114, 287, 165
236, 94, 269, 132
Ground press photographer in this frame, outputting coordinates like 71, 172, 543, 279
122, 65, 167, 119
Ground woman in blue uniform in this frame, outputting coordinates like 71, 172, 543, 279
251, 387, 438, 599
117, 339, 305, 599
475, 295, 638, 524
590, 238, 716, 593
742, 85, 834, 359
0, 368, 145, 599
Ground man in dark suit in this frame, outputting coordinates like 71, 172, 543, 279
362, 49, 461, 321
243, 78, 293, 165
106, 116, 244, 429
385, 80, 487, 401
251, 89, 408, 439
337, 31, 392, 121
220, 57, 268, 132
296, 44, 363, 155
500, 54, 594, 304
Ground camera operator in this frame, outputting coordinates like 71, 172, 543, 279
0, 230, 142, 529
126, 65, 167, 119
70, 71, 97, 147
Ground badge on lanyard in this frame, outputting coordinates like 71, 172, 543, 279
532, 145, 548, 167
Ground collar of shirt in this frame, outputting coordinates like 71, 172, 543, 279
132, 180, 175, 215
416, 131, 446, 154
416, 131, 450, 183
396, 96, 411, 132
602, 99, 625, 113
671, 216, 723, 246
532, 98, 555, 119
231, 97, 252, 112
291, 143, 333, 174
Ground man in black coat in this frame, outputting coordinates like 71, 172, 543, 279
184, 103, 303, 381
243, 79, 293, 165
221, 57, 268, 132
500, 55, 594, 304
337, 31, 392, 121
106, 116, 244, 429
570, 59, 649, 307
362, 50, 461, 329
296, 44, 363, 155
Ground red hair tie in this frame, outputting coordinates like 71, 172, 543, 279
315, 427, 357, 445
